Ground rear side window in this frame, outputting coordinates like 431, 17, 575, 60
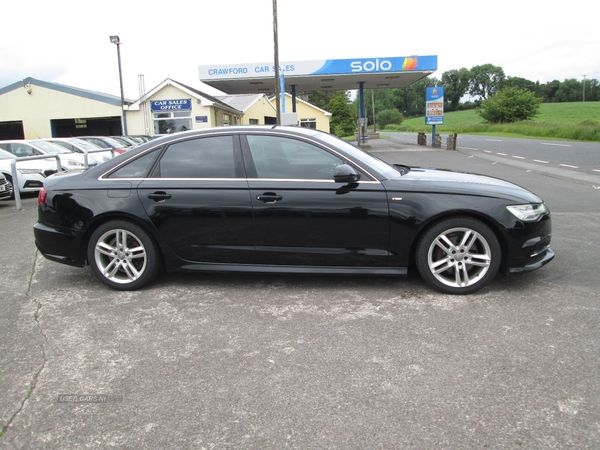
157, 136, 236, 178
108, 150, 159, 178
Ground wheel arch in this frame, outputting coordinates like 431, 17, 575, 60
407, 210, 509, 273
80, 212, 166, 267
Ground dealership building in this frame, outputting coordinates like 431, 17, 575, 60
0, 77, 331, 140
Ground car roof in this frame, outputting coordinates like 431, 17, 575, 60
149, 125, 324, 142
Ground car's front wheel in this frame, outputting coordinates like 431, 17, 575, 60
3, 173, 16, 199
87, 220, 161, 290
415, 217, 501, 294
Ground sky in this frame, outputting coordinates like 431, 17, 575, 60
1, 0, 598, 101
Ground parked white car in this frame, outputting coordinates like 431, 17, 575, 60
0, 171, 12, 200
0, 148, 59, 194
43, 138, 114, 163
0, 140, 97, 170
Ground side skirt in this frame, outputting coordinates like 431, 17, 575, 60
177, 263, 407, 276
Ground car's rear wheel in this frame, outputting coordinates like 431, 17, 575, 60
416, 217, 501, 294
87, 220, 160, 290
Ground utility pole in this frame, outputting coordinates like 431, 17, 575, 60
372, 89, 377, 133
582, 74, 587, 102
272, 0, 281, 124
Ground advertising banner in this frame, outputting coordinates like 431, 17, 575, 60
199, 56, 438, 80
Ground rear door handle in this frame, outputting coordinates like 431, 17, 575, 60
148, 191, 172, 202
256, 193, 283, 203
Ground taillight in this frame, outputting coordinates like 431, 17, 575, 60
114, 148, 127, 154
38, 188, 47, 205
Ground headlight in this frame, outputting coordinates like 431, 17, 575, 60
17, 168, 43, 175
507, 203, 548, 222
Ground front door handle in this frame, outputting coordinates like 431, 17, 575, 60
148, 191, 172, 202
256, 193, 283, 203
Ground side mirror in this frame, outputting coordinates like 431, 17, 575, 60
333, 164, 360, 183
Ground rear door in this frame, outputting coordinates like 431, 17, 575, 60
136, 133, 255, 264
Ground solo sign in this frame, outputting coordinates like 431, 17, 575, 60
151, 99, 192, 111
425, 87, 444, 125
350, 59, 393, 72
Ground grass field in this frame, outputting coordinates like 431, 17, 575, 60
384, 102, 600, 142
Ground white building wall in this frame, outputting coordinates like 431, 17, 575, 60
0, 84, 121, 139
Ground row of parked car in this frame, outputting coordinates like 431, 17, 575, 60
0, 135, 153, 198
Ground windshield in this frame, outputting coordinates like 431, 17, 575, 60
0, 148, 15, 159
31, 140, 69, 154
69, 139, 102, 150
317, 133, 402, 179
102, 137, 126, 148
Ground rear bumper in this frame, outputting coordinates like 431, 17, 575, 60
33, 222, 85, 267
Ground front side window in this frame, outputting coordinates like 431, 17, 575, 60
246, 135, 343, 180
157, 136, 236, 178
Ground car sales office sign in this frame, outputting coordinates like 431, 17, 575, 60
425, 87, 444, 125
151, 99, 192, 111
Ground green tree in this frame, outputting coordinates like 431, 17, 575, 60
504, 76, 539, 94
554, 78, 583, 102
361, 89, 394, 126
539, 80, 561, 102
477, 87, 542, 123
401, 77, 439, 117
441, 68, 470, 111
376, 109, 403, 128
469, 64, 506, 100
327, 93, 355, 137
306, 90, 347, 110
584, 78, 599, 101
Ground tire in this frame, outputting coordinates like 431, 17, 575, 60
87, 220, 161, 290
415, 217, 501, 295
3, 173, 15, 200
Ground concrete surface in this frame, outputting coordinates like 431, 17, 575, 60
0, 137, 598, 449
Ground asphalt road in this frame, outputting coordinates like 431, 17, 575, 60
387, 131, 600, 180
1, 138, 599, 449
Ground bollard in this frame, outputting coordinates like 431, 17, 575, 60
433, 134, 442, 148
446, 133, 458, 150
417, 132, 426, 146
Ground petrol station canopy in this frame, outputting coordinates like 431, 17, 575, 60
198, 55, 437, 94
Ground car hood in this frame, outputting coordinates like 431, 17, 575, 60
384, 167, 543, 203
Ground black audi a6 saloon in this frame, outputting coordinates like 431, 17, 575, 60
34, 126, 553, 294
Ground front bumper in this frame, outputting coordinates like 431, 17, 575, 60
510, 247, 555, 272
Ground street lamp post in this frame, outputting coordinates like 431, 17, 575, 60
109, 35, 127, 135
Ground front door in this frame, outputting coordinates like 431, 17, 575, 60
243, 133, 390, 267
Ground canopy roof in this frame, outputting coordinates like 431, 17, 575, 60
199, 55, 437, 94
